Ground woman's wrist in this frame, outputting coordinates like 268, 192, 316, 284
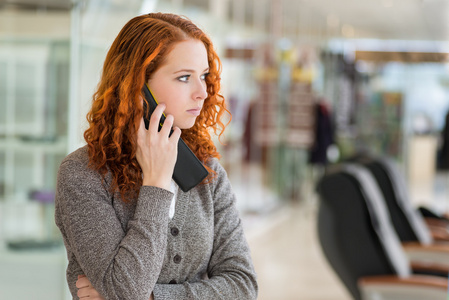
142, 176, 170, 190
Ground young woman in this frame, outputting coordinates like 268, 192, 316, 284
55, 13, 258, 300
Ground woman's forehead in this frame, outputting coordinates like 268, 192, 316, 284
162, 40, 209, 70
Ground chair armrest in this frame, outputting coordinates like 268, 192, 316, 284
410, 261, 449, 275
443, 212, 449, 220
402, 242, 449, 267
430, 227, 449, 241
424, 217, 449, 241
424, 217, 449, 228
358, 275, 448, 300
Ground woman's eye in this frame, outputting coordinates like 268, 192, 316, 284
178, 75, 190, 82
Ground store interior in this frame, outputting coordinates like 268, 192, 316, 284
1, 0, 449, 299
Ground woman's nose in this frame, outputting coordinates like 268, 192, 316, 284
193, 78, 208, 101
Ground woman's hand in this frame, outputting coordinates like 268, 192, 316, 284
137, 103, 181, 190
76, 275, 155, 300
76, 275, 105, 300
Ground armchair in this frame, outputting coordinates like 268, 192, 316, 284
316, 164, 448, 300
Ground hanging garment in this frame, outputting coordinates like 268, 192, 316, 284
309, 101, 334, 165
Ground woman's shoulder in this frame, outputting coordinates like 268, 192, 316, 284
204, 157, 231, 187
205, 156, 219, 168
62, 145, 89, 164
58, 145, 98, 179
205, 156, 226, 174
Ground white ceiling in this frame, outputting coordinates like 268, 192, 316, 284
197, 0, 449, 41
299, 0, 449, 41
1, 0, 449, 41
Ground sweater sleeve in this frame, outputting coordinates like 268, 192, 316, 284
55, 158, 173, 300
152, 160, 258, 300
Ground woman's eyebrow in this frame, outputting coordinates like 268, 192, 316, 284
173, 67, 209, 74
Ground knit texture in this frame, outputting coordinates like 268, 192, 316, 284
55, 146, 258, 300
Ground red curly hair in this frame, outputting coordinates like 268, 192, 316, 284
84, 13, 230, 202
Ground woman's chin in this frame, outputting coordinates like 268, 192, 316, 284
176, 118, 197, 130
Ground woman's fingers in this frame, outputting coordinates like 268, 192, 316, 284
77, 286, 102, 299
138, 117, 146, 134
137, 118, 147, 146
171, 126, 182, 141
76, 276, 90, 289
76, 275, 105, 300
137, 102, 180, 189
141, 103, 177, 142
160, 114, 174, 138
148, 103, 165, 133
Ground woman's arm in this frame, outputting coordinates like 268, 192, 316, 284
152, 160, 258, 300
55, 158, 173, 300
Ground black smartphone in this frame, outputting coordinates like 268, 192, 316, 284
142, 83, 209, 192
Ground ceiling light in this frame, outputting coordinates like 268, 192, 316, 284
342, 24, 355, 38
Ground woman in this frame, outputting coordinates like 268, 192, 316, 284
55, 13, 258, 300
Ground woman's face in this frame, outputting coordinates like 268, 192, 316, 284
147, 39, 209, 129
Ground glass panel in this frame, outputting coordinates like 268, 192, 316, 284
43, 153, 65, 190
0, 61, 6, 132
14, 63, 35, 112
13, 152, 34, 198
0, 151, 4, 199
0, 8, 71, 300
14, 62, 38, 135
50, 42, 70, 138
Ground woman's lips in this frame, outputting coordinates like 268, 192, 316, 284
187, 108, 201, 116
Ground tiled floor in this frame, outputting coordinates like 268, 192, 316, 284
244, 201, 351, 300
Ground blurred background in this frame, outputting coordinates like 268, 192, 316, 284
1, 0, 449, 299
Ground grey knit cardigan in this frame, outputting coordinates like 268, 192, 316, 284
55, 146, 258, 300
